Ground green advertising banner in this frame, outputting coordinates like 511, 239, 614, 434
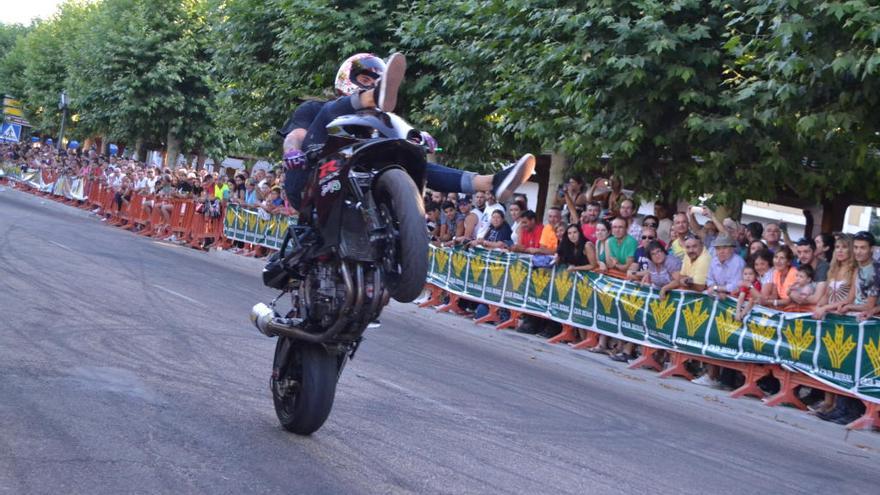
423, 246, 880, 404
221, 204, 297, 250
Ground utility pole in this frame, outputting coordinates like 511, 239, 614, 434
57, 91, 69, 150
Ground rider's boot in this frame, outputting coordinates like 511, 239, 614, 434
492, 153, 536, 203
374, 53, 406, 112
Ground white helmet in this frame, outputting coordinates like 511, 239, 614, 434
335, 53, 386, 96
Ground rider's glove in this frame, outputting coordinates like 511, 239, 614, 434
282, 149, 307, 171
420, 131, 439, 154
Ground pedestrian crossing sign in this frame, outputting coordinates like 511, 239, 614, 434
0, 122, 21, 143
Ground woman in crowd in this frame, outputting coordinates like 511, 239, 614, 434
242, 178, 260, 206
813, 235, 857, 320
815, 233, 835, 263
555, 224, 591, 270
585, 219, 611, 273
748, 239, 766, 257
645, 241, 683, 297
765, 246, 798, 311
469, 210, 513, 249
507, 200, 525, 246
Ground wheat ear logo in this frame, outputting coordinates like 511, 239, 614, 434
451, 252, 467, 277
554, 271, 573, 300
649, 297, 676, 329
247, 212, 258, 231
576, 278, 593, 307
469, 257, 486, 282
435, 250, 449, 272
865, 338, 880, 377
619, 293, 645, 321
488, 263, 506, 286
713, 310, 741, 345
822, 325, 856, 369
597, 284, 616, 314
531, 269, 551, 297
747, 319, 777, 352
508, 262, 528, 291
682, 299, 710, 337
782, 319, 815, 361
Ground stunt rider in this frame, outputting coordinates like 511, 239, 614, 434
280, 52, 536, 210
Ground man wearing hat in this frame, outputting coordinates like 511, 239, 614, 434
706, 234, 746, 300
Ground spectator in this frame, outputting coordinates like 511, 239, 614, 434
654, 201, 673, 244
586, 176, 624, 217
734, 266, 762, 321
626, 225, 658, 282
688, 206, 725, 249
452, 197, 480, 245
579, 201, 602, 243
814, 233, 834, 263
536, 207, 562, 252
555, 224, 590, 269
429, 190, 444, 205
472, 191, 490, 238
748, 249, 777, 305
668, 212, 690, 260
618, 198, 641, 240
813, 235, 858, 320
787, 264, 818, 312
438, 201, 459, 246
558, 176, 588, 221
706, 234, 746, 300
670, 235, 711, 292
748, 239, 766, 257
470, 210, 513, 249
507, 200, 525, 246
764, 245, 798, 310
745, 221, 764, 244
794, 237, 829, 282
586, 219, 611, 273
510, 210, 543, 254
841, 231, 880, 318
606, 217, 637, 273
425, 203, 441, 241
646, 241, 683, 298
763, 222, 784, 252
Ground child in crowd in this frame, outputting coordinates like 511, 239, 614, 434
787, 264, 817, 311
734, 266, 762, 321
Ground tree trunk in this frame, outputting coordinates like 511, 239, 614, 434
133, 137, 145, 162
164, 131, 181, 169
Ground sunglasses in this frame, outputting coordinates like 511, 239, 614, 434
643, 222, 658, 228
641, 236, 655, 240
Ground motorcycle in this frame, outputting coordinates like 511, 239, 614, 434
251, 109, 429, 435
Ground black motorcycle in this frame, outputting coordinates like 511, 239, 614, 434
251, 109, 429, 435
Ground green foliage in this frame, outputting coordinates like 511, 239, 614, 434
1, 0, 879, 207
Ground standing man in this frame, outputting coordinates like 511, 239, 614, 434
706, 235, 746, 299
537, 207, 563, 253
579, 201, 601, 243
668, 212, 690, 260
511, 210, 544, 254
842, 231, 880, 315
794, 237, 830, 282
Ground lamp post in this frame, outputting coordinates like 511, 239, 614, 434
57, 91, 69, 151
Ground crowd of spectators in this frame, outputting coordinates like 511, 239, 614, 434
424, 173, 880, 426
1, 141, 292, 246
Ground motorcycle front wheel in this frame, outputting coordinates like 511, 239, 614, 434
373, 168, 428, 303
271, 338, 339, 435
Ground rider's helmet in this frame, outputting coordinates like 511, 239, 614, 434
335, 53, 386, 96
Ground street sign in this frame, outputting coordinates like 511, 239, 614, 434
0, 122, 22, 143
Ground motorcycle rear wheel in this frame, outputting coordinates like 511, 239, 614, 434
271, 338, 339, 435
374, 168, 428, 303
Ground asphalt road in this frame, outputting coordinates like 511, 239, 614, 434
1, 186, 878, 495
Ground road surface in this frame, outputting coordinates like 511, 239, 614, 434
0, 187, 877, 494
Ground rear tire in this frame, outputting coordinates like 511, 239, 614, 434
271, 339, 339, 435
374, 168, 428, 303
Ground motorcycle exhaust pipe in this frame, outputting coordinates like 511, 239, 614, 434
250, 262, 357, 344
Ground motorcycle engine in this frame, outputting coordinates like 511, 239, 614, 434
303, 261, 346, 328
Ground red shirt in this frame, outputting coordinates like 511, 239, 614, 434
518, 223, 543, 249
581, 223, 597, 243
733, 280, 762, 301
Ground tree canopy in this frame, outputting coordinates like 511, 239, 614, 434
1, 0, 879, 208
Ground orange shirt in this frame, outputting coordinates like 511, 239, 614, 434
773, 267, 798, 300
539, 224, 559, 251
